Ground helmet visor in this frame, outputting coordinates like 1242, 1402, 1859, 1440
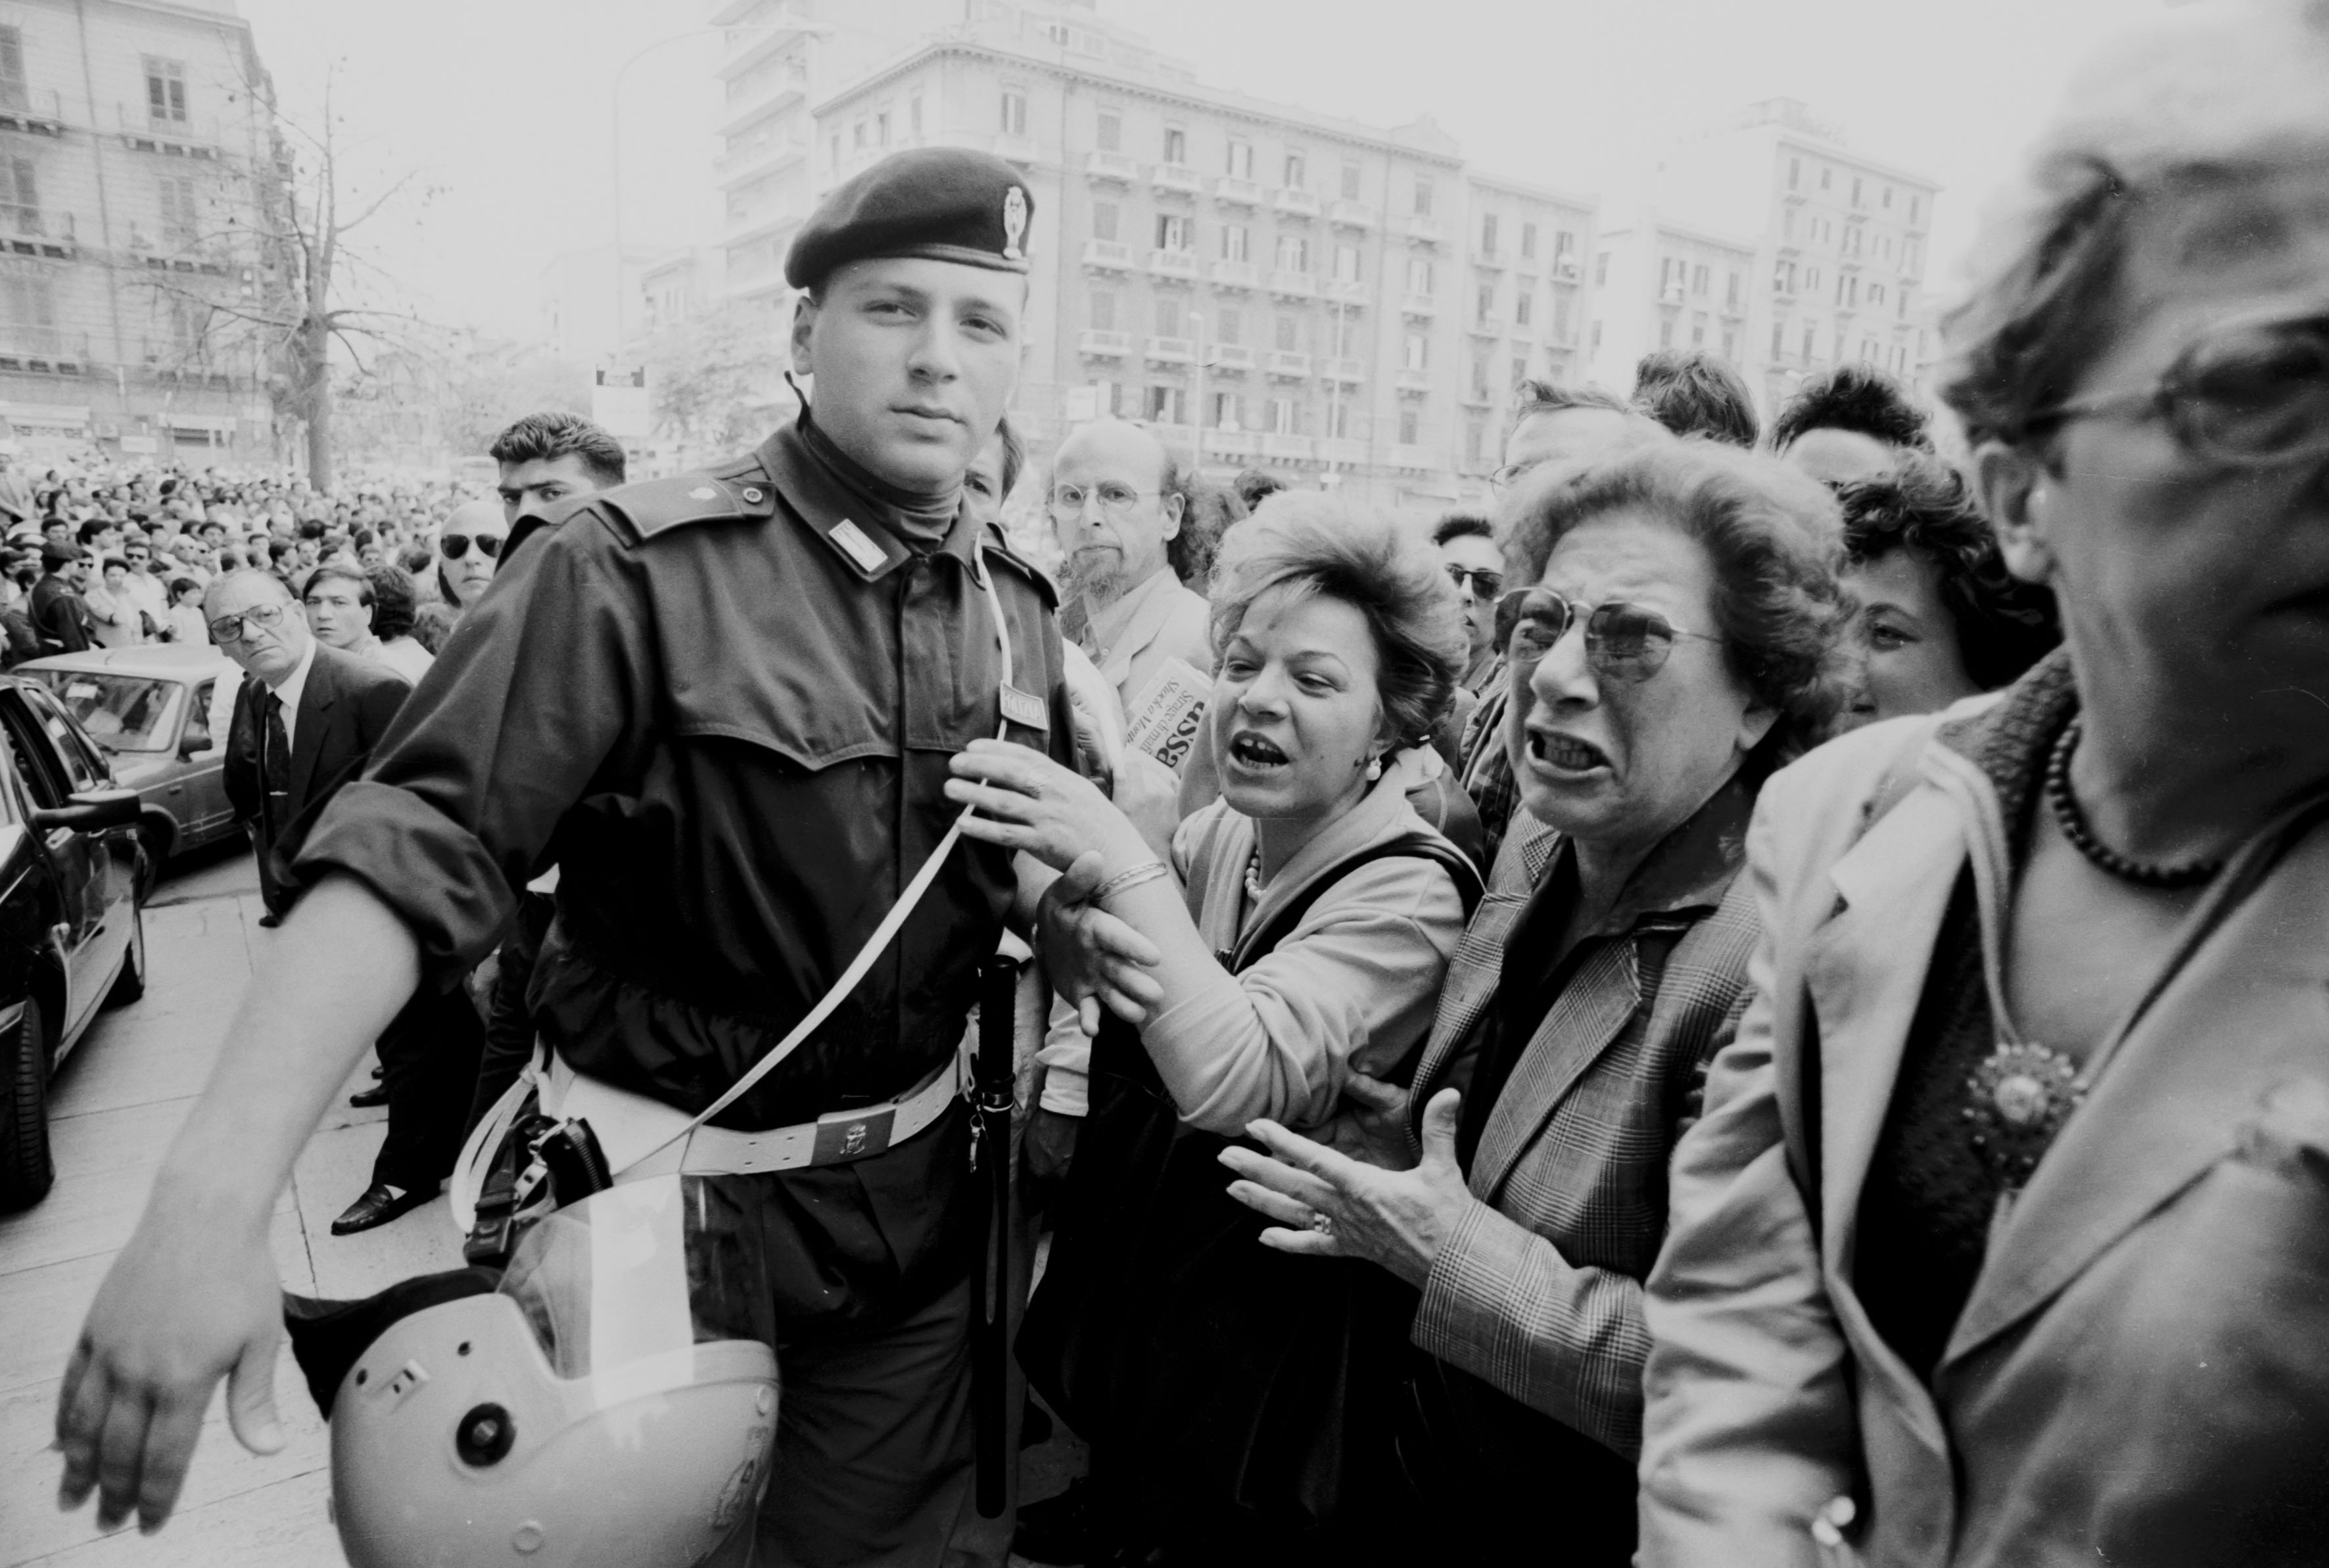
496, 1174, 777, 1404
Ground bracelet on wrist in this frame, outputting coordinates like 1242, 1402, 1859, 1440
1092, 860, 1168, 904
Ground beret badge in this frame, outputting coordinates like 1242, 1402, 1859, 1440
1002, 185, 1029, 262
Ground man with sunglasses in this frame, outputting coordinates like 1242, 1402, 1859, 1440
1050, 417, 1211, 714
433, 496, 506, 614
1434, 512, 1505, 697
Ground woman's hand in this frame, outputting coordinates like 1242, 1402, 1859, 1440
1221, 1088, 1474, 1289
1319, 1071, 1417, 1171
1111, 749, 1183, 865
946, 737, 1154, 879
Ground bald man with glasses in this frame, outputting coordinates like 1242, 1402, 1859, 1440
1049, 419, 1212, 713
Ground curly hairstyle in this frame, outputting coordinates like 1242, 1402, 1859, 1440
488, 411, 628, 488
1634, 350, 1761, 448
1207, 494, 1465, 751
1167, 475, 1246, 589
365, 563, 421, 642
1837, 457, 2062, 691
1500, 440, 1848, 776
1769, 363, 1933, 454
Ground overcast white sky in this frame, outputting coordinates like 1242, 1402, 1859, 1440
233, 0, 2170, 342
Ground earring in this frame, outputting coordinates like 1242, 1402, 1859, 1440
1364, 756, 1383, 781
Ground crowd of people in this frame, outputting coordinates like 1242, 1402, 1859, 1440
47, 5, 2329, 1565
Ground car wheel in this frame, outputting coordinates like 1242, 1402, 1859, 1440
0, 998, 53, 1212
106, 902, 147, 1008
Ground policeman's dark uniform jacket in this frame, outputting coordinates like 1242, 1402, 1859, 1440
294, 150, 1068, 1328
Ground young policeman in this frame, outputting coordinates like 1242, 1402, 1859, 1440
57, 147, 1162, 1564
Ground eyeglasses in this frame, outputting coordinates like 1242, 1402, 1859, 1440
1048, 480, 1154, 519
1444, 563, 1504, 599
208, 601, 288, 643
2030, 311, 2329, 467
438, 532, 503, 561
1494, 586, 1720, 683
1488, 461, 1540, 496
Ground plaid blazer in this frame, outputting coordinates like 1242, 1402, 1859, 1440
1405, 799, 1760, 1460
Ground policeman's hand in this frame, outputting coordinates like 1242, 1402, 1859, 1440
1036, 850, 1163, 1033
947, 739, 1153, 881
1220, 1089, 1476, 1289
1025, 1106, 1080, 1189
57, 1207, 285, 1534
1319, 1071, 1419, 1172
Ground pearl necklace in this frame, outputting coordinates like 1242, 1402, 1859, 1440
1244, 847, 1266, 905
2044, 718, 2223, 889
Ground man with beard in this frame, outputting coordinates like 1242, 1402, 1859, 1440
1050, 419, 1212, 713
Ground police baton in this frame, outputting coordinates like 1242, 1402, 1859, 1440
970, 952, 1019, 1517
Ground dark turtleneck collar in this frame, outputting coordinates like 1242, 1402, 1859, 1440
793, 406, 962, 550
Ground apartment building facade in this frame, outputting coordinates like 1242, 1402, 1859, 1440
1585, 211, 1760, 396
1639, 98, 1943, 418
804, 0, 1598, 511
0, 0, 282, 459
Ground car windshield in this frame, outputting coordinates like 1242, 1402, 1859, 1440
31, 672, 179, 753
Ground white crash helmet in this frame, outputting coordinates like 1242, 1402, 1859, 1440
326, 1175, 781, 1568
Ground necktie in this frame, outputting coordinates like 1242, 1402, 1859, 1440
258, 687, 291, 837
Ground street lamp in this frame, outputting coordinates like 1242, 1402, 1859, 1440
1187, 311, 1206, 476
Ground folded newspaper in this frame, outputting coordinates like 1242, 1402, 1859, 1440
1122, 657, 1212, 770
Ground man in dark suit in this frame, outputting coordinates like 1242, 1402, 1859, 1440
211, 568, 483, 1234
29, 541, 93, 653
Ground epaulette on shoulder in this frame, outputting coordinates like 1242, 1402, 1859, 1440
979, 524, 1060, 608
592, 468, 778, 546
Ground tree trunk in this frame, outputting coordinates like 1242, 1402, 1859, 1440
296, 316, 333, 494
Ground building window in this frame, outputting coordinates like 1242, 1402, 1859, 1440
1820, 166, 1832, 191
1413, 177, 1433, 217
1555, 229, 1576, 259
1520, 221, 1538, 261
1475, 282, 1495, 325
1788, 157, 1800, 191
1480, 213, 1497, 256
1403, 331, 1428, 371
1802, 325, 1817, 362
1156, 213, 1190, 251
1722, 328, 1738, 360
1515, 291, 1532, 327
1465, 415, 1488, 464
1691, 263, 1709, 296
0, 158, 35, 235
1212, 390, 1241, 428
1221, 223, 1249, 262
1327, 402, 1352, 439
1284, 151, 1306, 189
1398, 405, 1420, 446
1591, 319, 1603, 349
1089, 291, 1117, 331
1553, 290, 1571, 338
1771, 320, 1785, 357
1274, 233, 1309, 272
1216, 308, 1241, 345
157, 173, 197, 244
1594, 252, 1609, 287
1871, 283, 1887, 306
1096, 110, 1121, 152
1691, 315, 1706, 347
1269, 396, 1297, 434
1155, 295, 1182, 336
1341, 162, 1361, 200
145, 57, 186, 124
1334, 243, 1361, 283
1092, 202, 1118, 242
0, 27, 23, 112
876, 112, 890, 148
1806, 267, 1821, 294
910, 98, 923, 138
1882, 184, 1894, 208
1909, 195, 1921, 223
1509, 355, 1528, 390
1146, 384, 1185, 423
1163, 126, 1187, 164
1851, 176, 1864, 206
853, 120, 868, 150
999, 89, 1027, 135
1276, 313, 1299, 352
1405, 256, 1433, 294
1659, 317, 1674, 350
1226, 139, 1254, 178
1330, 313, 1357, 355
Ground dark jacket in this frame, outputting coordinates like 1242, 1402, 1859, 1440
29, 572, 91, 654
224, 641, 410, 915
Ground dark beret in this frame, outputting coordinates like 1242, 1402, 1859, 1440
786, 147, 1035, 292
41, 541, 82, 566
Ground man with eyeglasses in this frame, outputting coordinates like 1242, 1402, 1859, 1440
433, 497, 506, 616
1050, 417, 1212, 713
1434, 512, 1505, 697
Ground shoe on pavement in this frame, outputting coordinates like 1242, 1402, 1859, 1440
348, 1083, 391, 1109
257, 912, 281, 929
331, 1183, 434, 1235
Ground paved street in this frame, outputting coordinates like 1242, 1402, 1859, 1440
0, 846, 463, 1566
0, 844, 1079, 1566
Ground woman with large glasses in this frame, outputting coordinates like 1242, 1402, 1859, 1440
1641, 9, 2329, 1565
1222, 440, 1843, 1565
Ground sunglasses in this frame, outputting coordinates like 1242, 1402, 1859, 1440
439, 532, 504, 561
1494, 587, 1720, 683
2033, 311, 2329, 466
208, 601, 288, 643
1444, 563, 1503, 599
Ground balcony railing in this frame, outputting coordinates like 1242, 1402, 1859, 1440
1273, 188, 1321, 219
1317, 437, 1365, 465
1152, 163, 1202, 196
1214, 175, 1263, 207
1209, 260, 1258, 290
1211, 344, 1256, 371
1470, 249, 1504, 271
1328, 200, 1374, 229
1148, 248, 1200, 281
1467, 315, 1503, 338
1552, 256, 1581, 282
1082, 239, 1133, 271
1324, 356, 1366, 384
1146, 334, 1194, 363
1265, 350, 1311, 378
1206, 429, 1258, 458
1077, 329, 1130, 357
1267, 269, 1317, 299
0, 327, 90, 371
1085, 150, 1138, 183
1395, 367, 1432, 392
1324, 279, 1367, 308
1405, 218, 1444, 245
1401, 291, 1437, 317
1261, 433, 1314, 461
